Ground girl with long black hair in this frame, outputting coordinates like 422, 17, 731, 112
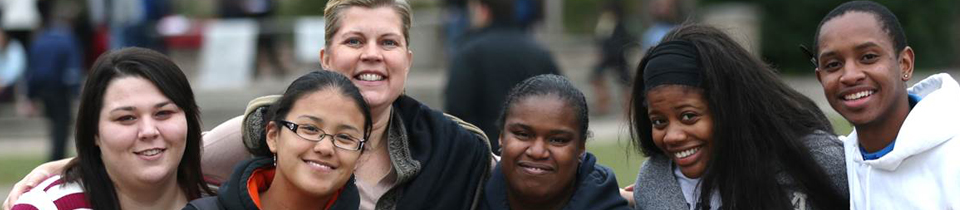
630, 24, 848, 210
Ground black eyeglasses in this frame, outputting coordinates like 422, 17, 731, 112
277, 120, 365, 151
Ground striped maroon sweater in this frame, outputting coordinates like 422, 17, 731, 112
12, 175, 91, 210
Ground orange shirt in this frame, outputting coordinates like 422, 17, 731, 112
247, 167, 343, 210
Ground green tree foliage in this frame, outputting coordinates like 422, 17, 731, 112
736, 0, 959, 72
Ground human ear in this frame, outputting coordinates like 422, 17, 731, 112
266, 122, 280, 153
320, 48, 331, 70
898, 46, 915, 81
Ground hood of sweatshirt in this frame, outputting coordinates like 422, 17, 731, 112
845, 73, 960, 171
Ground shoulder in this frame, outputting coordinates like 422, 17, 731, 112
12, 175, 90, 210
567, 153, 630, 210
394, 95, 490, 145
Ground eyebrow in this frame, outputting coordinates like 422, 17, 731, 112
109, 101, 173, 113
673, 103, 704, 111
854, 42, 882, 51
297, 115, 323, 123
818, 41, 883, 60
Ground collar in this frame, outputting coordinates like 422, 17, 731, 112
247, 167, 343, 210
857, 93, 921, 160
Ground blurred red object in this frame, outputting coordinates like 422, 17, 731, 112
158, 15, 205, 49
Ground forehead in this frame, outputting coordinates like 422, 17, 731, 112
288, 88, 364, 123
818, 11, 894, 54
645, 85, 708, 109
102, 77, 168, 108
336, 6, 404, 37
506, 95, 580, 130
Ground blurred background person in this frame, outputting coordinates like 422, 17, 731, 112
444, 0, 560, 154
25, 6, 82, 161
1, 0, 41, 51
641, 0, 679, 51
219, 0, 289, 79
109, 0, 169, 51
0, 29, 26, 103
589, 0, 634, 116
442, 0, 469, 57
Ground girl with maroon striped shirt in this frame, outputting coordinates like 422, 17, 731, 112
12, 48, 213, 209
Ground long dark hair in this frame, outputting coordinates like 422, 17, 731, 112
248, 70, 374, 156
629, 24, 844, 209
63, 47, 214, 209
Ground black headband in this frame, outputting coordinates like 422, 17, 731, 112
642, 40, 702, 91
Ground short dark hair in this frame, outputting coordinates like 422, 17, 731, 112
496, 74, 589, 142
631, 24, 844, 209
250, 70, 373, 156
813, 1, 907, 58
475, 0, 515, 24
64, 47, 213, 209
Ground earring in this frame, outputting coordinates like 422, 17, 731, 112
903, 74, 909, 78
273, 155, 277, 166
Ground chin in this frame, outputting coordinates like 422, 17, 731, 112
135, 167, 178, 183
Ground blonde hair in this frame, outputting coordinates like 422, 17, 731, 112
324, 0, 413, 48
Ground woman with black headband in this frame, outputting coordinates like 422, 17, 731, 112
629, 24, 849, 209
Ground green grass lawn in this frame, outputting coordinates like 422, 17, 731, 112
0, 155, 45, 185
588, 141, 645, 188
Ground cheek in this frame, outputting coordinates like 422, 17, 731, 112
500, 139, 526, 161
160, 115, 190, 145
650, 129, 667, 150
328, 50, 359, 73
97, 123, 136, 152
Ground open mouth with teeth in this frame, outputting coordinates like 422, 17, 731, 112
134, 148, 165, 156
356, 73, 385, 82
517, 162, 554, 175
842, 90, 875, 101
674, 147, 699, 159
304, 159, 338, 171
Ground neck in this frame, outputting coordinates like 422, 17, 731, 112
115, 176, 187, 210
366, 103, 393, 150
262, 171, 333, 210
856, 97, 911, 152
506, 187, 575, 210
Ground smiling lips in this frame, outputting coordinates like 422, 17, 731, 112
356, 73, 385, 81
674, 147, 699, 159
134, 148, 165, 156
304, 159, 338, 172
518, 162, 554, 175
843, 90, 875, 101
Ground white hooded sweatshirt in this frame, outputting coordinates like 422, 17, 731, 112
843, 73, 960, 210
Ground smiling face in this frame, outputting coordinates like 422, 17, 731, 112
645, 85, 714, 178
265, 88, 365, 198
815, 11, 913, 127
97, 77, 187, 187
499, 94, 584, 203
320, 6, 412, 110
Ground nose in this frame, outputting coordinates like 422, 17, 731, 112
360, 43, 383, 63
137, 117, 160, 140
662, 124, 687, 146
524, 138, 550, 160
313, 135, 336, 156
838, 60, 866, 86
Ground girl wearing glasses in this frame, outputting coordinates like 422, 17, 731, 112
185, 71, 372, 210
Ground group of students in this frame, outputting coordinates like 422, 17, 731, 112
2, 0, 959, 209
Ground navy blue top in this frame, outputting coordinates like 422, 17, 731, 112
480, 152, 630, 210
